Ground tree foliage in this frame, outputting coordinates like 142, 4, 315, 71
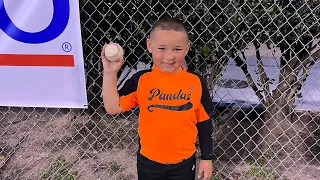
230, 0, 320, 107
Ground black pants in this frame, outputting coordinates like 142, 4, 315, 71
137, 152, 196, 180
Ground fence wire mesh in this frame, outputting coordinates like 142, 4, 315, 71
1, 0, 320, 179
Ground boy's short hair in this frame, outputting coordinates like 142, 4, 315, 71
150, 17, 188, 38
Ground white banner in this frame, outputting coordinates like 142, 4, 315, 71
0, 0, 88, 108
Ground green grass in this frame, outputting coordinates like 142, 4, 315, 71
245, 158, 276, 180
247, 166, 275, 180
42, 157, 78, 180
108, 161, 123, 175
211, 176, 220, 180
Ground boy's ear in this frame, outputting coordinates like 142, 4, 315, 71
146, 38, 152, 53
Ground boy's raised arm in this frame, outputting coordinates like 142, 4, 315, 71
101, 43, 125, 115
102, 71, 123, 115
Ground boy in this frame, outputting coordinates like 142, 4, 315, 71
101, 17, 214, 180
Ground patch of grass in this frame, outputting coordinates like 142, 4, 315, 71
245, 158, 275, 180
108, 161, 123, 175
42, 157, 78, 180
211, 176, 220, 180
0, 155, 5, 160
247, 166, 275, 180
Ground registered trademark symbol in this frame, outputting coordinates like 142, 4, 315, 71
62, 42, 72, 52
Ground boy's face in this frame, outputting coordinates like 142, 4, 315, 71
147, 29, 190, 74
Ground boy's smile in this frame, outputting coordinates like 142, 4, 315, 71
147, 29, 190, 74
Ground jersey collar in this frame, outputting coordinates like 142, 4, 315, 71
152, 65, 186, 76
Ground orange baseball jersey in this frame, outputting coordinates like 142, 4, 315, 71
119, 65, 214, 164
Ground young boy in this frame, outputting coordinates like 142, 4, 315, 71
101, 17, 214, 180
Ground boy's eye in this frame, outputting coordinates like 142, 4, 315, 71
175, 49, 182, 51
158, 48, 165, 50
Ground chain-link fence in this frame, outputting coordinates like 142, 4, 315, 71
1, 0, 320, 179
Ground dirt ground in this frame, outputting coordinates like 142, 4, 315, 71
0, 106, 319, 180
212, 107, 320, 180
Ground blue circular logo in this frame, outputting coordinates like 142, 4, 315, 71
0, 0, 70, 44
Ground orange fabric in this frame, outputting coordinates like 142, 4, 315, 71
119, 65, 211, 164
119, 91, 138, 112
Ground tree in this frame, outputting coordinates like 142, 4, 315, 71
217, 0, 320, 159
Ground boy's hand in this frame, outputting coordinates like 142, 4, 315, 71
197, 160, 212, 180
101, 43, 124, 74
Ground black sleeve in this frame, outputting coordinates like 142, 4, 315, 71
199, 76, 215, 116
118, 69, 151, 96
196, 75, 214, 160
197, 119, 213, 160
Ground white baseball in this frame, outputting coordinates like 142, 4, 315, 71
104, 43, 124, 62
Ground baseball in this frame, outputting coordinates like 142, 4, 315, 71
104, 43, 124, 62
